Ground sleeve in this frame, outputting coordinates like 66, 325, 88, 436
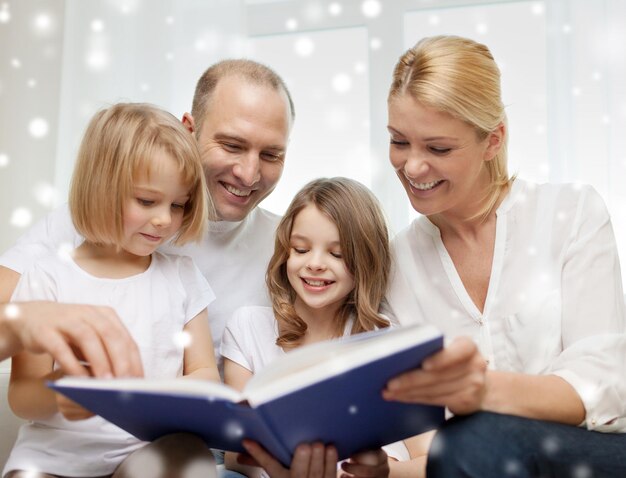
11, 261, 59, 302
0, 204, 80, 274
549, 186, 626, 431
220, 307, 255, 372
177, 255, 215, 325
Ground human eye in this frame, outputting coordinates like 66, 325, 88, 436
261, 151, 283, 162
171, 202, 186, 211
137, 198, 154, 207
330, 251, 343, 259
428, 145, 452, 155
221, 142, 242, 153
390, 137, 409, 147
291, 246, 308, 254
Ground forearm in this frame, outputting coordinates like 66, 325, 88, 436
9, 369, 64, 420
388, 457, 426, 478
182, 366, 220, 382
483, 370, 585, 425
0, 315, 21, 361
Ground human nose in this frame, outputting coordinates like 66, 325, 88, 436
151, 206, 171, 228
232, 152, 261, 187
306, 250, 327, 272
403, 149, 430, 179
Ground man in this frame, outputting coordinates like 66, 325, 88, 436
0, 59, 388, 477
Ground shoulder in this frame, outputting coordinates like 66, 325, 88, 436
150, 252, 209, 287
505, 179, 609, 224
229, 305, 275, 329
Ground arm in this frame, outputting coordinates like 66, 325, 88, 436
386, 432, 435, 478
1, 301, 144, 378
181, 309, 220, 382
384, 337, 585, 424
8, 348, 59, 420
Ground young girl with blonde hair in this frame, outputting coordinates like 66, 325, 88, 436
221, 177, 412, 477
3, 103, 220, 478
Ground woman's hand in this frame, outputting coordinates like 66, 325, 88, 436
383, 336, 487, 415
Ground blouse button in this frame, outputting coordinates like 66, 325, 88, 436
591, 418, 597, 426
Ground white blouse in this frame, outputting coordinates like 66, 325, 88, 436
386, 179, 626, 432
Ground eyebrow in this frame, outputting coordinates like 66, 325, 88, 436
387, 126, 458, 142
213, 132, 286, 152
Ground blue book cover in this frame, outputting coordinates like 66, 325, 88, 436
50, 323, 444, 466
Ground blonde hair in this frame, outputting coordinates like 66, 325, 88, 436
389, 35, 512, 219
267, 177, 390, 349
191, 59, 295, 136
69, 103, 212, 246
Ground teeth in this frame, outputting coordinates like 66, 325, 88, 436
224, 184, 252, 197
304, 279, 330, 287
409, 179, 442, 191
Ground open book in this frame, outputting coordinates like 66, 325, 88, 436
50, 323, 444, 466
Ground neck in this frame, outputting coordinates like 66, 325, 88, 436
429, 181, 508, 240
294, 300, 345, 345
73, 242, 151, 278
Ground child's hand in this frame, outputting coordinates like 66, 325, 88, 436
56, 392, 94, 421
340, 449, 389, 478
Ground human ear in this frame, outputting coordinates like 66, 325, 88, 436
484, 122, 505, 162
181, 113, 196, 134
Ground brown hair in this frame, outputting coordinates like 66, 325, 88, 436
69, 103, 212, 246
389, 35, 512, 219
267, 177, 390, 349
191, 59, 295, 135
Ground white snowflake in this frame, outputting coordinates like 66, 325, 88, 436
34, 182, 59, 208
328, 3, 342, 17
4, 303, 20, 320
10, 207, 33, 228
332, 73, 352, 94
476, 23, 488, 35
173, 331, 192, 349
541, 435, 560, 455
90, 19, 104, 32
29, 117, 49, 138
294, 37, 315, 57
224, 420, 244, 439
369, 37, 381, 50
33, 13, 52, 33
285, 18, 298, 31
361, 0, 382, 19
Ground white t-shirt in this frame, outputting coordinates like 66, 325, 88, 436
0, 204, 280, 368
3, 251, 215, 477
221, 306, 410, 462
387, 179, 626, 432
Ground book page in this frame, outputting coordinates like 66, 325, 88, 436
244, 323, 440, 406
53, 377, 243, 403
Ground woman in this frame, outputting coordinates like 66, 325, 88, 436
383, 35, 626, 477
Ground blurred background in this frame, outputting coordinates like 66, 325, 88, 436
0, 0, 625, 283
